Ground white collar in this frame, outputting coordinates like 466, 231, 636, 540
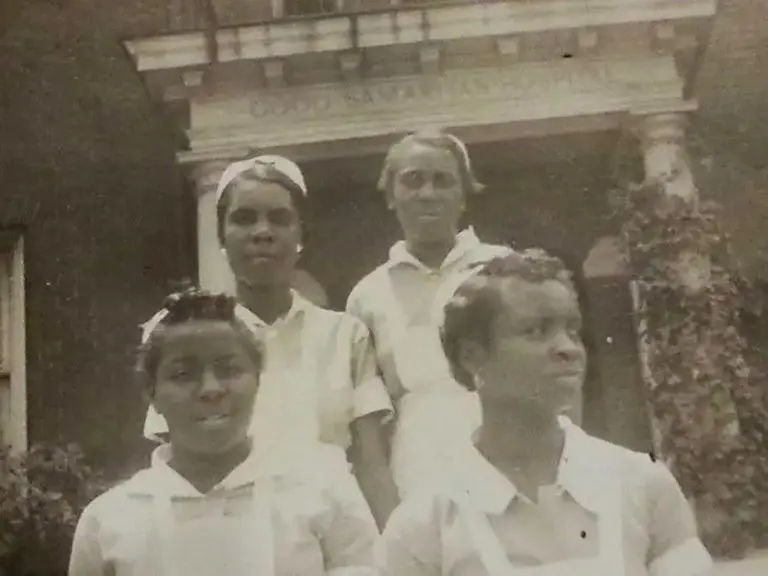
449, 417, 609, 515
235, 290, 311, 329
125, 442, 352, 499
125, 443, 263, 498
387, 227, 483, 272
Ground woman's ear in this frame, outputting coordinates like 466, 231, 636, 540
457, 337, 489, 382
384, 186, 396, 211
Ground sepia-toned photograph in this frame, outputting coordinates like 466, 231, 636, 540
1, 0, 767, 575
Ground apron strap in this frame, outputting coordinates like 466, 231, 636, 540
298, 308, 321, 443
460, 507, 513, 576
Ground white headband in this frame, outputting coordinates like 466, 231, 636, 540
215, 155, 308, 206
140, 309, 170, 344
443, 133, 472, 175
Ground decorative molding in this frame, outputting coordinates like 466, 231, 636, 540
654, 22, 676, 42
495, 36, 520, 59
628, 100, 698, 136
577, 30, 599, 52
339, 51, 362, 81
179, 55, 689, 163
123, 0, 717, 72
263, 59, 285, 89
419, 46, 441, 75
182, 69, 205, 88
653, 22, 677, 52
270, 0, 284, 19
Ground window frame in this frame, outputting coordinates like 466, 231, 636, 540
0, 236, 26, 453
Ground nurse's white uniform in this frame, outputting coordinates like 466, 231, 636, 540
69, 444, 379, 576
347, 227, 510, 498
381, 418, 714, 576
142, 293, 393, 469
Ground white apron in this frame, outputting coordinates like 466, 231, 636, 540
387, 269, 484, 498
460, 479, 625, 576
241, 307, 327, 470
138, 480, 275, 576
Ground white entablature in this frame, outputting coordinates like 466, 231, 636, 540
126, 0, 715, 73
180, 54, 696, 163
122, 0, 716, 164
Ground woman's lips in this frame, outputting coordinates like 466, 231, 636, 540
196, 414, 233, 427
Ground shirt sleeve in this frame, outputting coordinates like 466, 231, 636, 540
348, 318, 393, 422
646, 461, 713, 576
345, 282, 369, 325
316, 461, 382, 576
380, 496, 443, 576
68, 502, 106, 576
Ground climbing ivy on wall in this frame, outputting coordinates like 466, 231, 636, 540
612, 175, 768, 558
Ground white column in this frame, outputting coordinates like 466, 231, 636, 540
640, 113, 698, 202
190, 160, 236, 294
639, 112, 710, 292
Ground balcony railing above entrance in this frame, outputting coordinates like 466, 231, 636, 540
165, 0, 525, 33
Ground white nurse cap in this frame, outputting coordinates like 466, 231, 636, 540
215, 154, 308, 206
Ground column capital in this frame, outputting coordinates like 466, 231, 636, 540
188, 159, 233, 198
625, 100, 697, 144
638, 113, 688, 151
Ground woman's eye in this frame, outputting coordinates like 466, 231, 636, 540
215, 363, 246, 378
268, 209, 297, 228
567, 322, 582, 337
228, 209, 257, 226
169, 368, 196, 382
524, 323, 547, 338
433, 172, 457, 189
399, 170, 426, 189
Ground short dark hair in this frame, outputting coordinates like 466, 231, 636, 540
216, 163, 308, 245
440, 249, 576, 390
136, 286, 265, 394
377, 129, 485, 197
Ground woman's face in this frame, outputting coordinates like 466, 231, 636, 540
475, 278, 587, 414
221, 178, 301, 288
152, 321, 260, 456
388, 142, 465, 246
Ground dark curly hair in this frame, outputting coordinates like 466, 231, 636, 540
136, 285, 265, 394
440, 249, 577, 390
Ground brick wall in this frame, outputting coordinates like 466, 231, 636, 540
0, 4, 194, 476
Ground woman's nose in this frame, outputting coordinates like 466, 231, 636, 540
553, 331, 584, 362
416, 179, 439, 200
199, 369, 227, 399
249, 217, 274, 238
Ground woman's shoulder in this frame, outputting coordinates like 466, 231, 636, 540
301, 300, 371, 340
266, 444, 352, 485
577, 429, 679, 495
76, 468, 156, 526
347, 265, 391, 312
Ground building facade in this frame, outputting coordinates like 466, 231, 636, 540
121, 0, 717, 449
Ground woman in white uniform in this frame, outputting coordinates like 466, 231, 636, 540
143, 155, 397, 528
347, 130, 510, 498
70, 289, 379, 576
381, 250, 713, 576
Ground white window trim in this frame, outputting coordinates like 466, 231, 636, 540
1, 237, 26, 453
